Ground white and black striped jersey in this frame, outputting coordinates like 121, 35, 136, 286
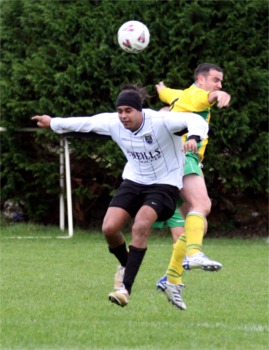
51, 109, 208, 190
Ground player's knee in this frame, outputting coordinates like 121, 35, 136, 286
102, 221, 117, 237
132, 219, 150, 239
202, 197, 212, 216
193, 196, 211, 217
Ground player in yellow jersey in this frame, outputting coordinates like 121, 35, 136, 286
155, 63, 231, 310
151, 106, 186, 241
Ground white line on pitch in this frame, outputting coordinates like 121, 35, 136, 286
192, 322, 268, 333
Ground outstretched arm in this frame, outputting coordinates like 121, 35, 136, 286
32, 113, 115, 135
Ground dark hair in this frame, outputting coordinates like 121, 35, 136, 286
119, 84, 150, 105
194, 63, 223, 81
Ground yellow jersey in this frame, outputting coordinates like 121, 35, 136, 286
158, 84, 215, 161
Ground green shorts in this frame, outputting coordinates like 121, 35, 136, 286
152, 152, 202, 229
152, 207, 185, 228
184, 151, 202, 176
175, 152, 202, 209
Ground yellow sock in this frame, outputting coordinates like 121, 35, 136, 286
185, 212, 205, 257
166, 233, 186, 284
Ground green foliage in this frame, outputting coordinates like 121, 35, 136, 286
1, 0, 268, 226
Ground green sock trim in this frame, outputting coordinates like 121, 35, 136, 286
178, 236, 186, 243
167, 268, 180, 278
186, 244, 202, 252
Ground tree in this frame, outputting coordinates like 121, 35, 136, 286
1, 0, 268, 232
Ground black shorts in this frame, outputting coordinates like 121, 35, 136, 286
109, 180, 180, 221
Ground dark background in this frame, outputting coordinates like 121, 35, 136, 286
1, 0, 268, 236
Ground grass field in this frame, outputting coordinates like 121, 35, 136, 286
0, 223, 268, 350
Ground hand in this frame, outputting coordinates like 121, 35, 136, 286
183, 139, 197, 153
209, 91, 231, 108
155, 81, 166, 94
216, 91, 231, 108
32, 115, 52, 128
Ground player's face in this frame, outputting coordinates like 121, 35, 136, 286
199, 69, 223, 91
117, 106, 142, 131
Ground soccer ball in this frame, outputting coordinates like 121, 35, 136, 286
117, 20, 150, 54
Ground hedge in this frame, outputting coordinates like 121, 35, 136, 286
1, 0, 268, 230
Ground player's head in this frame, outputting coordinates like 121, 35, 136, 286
194, 63, 223, 92
116, 86, 145, 131
194, 63, 223, 80
116, 88, 143, 112
117, 84, 149, 106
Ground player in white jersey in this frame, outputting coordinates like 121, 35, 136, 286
32, 85, 208, 308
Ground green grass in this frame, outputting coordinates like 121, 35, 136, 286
1, 223, 268, 350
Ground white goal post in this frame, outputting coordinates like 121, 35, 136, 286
62, 137, 73, 237
0, 127, 74, 237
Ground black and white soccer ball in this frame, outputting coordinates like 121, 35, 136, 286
117, 20, 150, 54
